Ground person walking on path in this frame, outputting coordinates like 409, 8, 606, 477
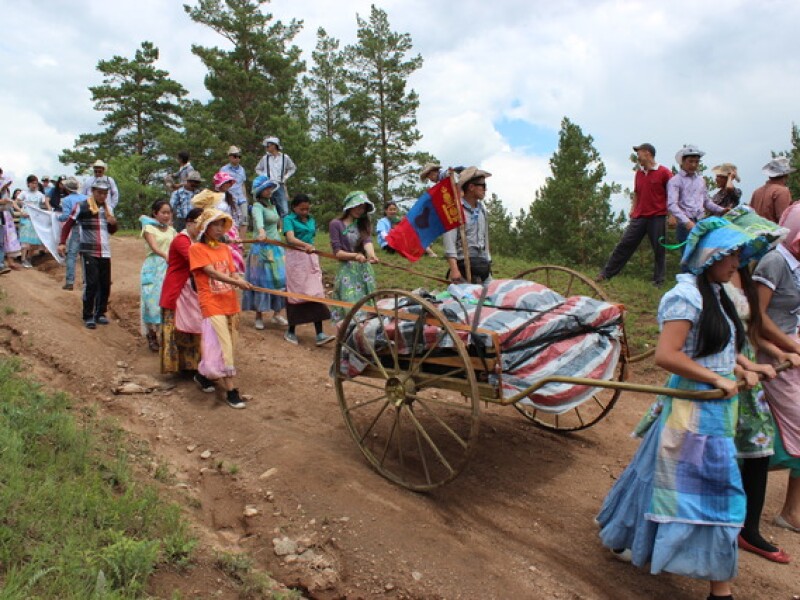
753, 202, 800, 537
667, 145, 726, 244
282, 194, 334, 346
17, 175, 50, 268
443, 167, 492, 283
158, 207, 215, 392
139, 200, 177, 352
57, 180, 118, 329
80, 160, 119, 212
596, 143, 672, 286
721, 206, 794, 564
255, 136, 296, 219
57, 177, 87, 290
711, 163, 742, 210
218, 145, 249, 236
170, 170, 202, 233
750, 157, 795, 223
189, 209, 253, 409
242, 176, 287, 331
597, 217, 776, 600
329, 191, 378, 322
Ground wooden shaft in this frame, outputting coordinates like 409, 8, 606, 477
239, 237, 450, 285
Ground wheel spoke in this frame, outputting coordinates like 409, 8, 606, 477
343, 394, 389, 414
341, 378, 386, 392
379, 408, 400, 467
405, 406, 455, 475
410, 407, 432, 485
358, 399, 391, 444
565, 274, 575, 297
405, 392, 474, 411
362, 321, 390, 380
415, 399, 469, 449
340, 340, 385, 378
593, 395, 608, 410
574, 406, 585, 427
408, 331, 447, 379
407, 309, 425, 365
370, 295, 400, 376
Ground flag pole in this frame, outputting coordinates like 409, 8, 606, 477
452, 172, 471, 283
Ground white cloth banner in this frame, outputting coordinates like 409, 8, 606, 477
27, 206, 64, 265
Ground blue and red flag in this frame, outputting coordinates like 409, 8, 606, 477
386, 177, 463, 262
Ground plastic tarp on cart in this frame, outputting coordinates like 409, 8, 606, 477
337, 278, 624, 414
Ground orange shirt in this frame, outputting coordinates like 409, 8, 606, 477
189, 242, 240, 317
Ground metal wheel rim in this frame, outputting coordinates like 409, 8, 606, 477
334, 288, 481, 491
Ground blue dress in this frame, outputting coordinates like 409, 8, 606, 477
242, 202, 286, 313
597, 273, 745, 581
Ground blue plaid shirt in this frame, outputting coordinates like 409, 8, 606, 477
169, 187, 196, 220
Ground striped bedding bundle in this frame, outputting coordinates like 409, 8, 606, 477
337, 278, 624, 413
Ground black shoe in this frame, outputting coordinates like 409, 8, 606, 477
226, 389, 246, 409
62, 283, 74, 290
194, 374, 216, 393
96, 315, 110, 325
85, 319, 97, 329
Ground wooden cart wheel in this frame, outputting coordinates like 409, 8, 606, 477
513, 356, 627, 432
334, 289, 481, 491
513, 265, 624, 431
514, 265, 609, 302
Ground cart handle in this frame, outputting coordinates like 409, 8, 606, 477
239, 237, 451, 285
503, 360, 794, 403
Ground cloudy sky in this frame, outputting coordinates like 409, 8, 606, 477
2, 0, 800, 215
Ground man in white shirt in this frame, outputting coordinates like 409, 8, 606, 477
80, 160, 120, 212
254, 136, 296, 218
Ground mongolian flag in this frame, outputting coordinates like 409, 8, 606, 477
386, 177, 463, 261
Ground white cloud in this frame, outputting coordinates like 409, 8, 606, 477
2, 0, 800, 219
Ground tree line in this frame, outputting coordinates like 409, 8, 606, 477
58, 0, 800, 273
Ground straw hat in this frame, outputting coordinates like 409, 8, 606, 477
458, 166, 492, 189
191, 189, 225, 210
196, 208, 233, 238
712, 163, 740, 181
419, 162, 441, 181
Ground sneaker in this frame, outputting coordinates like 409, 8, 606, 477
0, 266, 10, 275
271, 314, 288, 326
254, 317, 265, 330
594, 273, 607, 283
85, 319, 97, 329
62, 283, 74, 290
315, 332, 335, 347
226, 389, 246, 409
611, 548, 632, 563
284, 331, 299, 345
21, 260, 33, 269
96, 315, 110, 325
193, 373, 216, 393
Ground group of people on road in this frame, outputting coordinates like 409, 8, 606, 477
594, 143, 800, 600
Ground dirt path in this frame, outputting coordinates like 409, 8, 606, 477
0, 238, 797, 599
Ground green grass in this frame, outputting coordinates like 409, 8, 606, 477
0, 358, 196, 598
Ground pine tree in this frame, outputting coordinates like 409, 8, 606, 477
517, 117, 622, 266
184, 0, 308, 180
484, 193, 517, 258
59, 41, 187, 224
60, 41, 186, 174
783, 123, 800, 198
345, 5, 423, 204
303, 28, 377, 223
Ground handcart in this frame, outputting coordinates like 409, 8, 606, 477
246, 241, 759, 492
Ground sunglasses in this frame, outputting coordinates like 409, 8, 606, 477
229, 154, 241, 158
471, 182, 487, 188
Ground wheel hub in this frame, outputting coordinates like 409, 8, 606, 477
385, 377, 415, 407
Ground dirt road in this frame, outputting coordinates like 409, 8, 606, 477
0, 237, 797, 599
